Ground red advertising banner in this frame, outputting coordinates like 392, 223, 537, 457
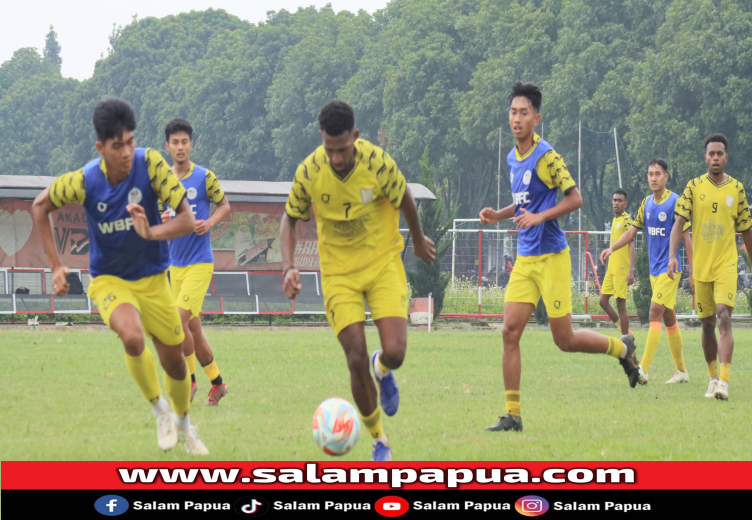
0, 199, 320, 271
3, 461, 752, 490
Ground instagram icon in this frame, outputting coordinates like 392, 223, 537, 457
515, 495, 550, 516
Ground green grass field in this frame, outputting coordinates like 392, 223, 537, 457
1, 326, 751, 461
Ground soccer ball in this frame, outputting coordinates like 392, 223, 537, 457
312, 397, 360, 456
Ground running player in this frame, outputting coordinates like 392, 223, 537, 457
601, 159, 693, 384
479, 82, 640, 433
669, 134, 752, 400
599, 188, 635, 336
161, 118, 230, 406
31, 98, 209, 454
280, 101, 435, 461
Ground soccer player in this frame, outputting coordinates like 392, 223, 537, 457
479, 82, 640, 433
31, 99, 209, 454
601, 159, 693, 384
669, 134, 752, 400
280, 101, 435, 461
161, 118, 230, 406
599, 189, 635, 336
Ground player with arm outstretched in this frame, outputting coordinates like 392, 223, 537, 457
479, 82, 641, 433
161, 118, 230, 406
280, 101, 435, 461
31, 99, 208, 454
601, 159, 693, 385
668, 134, 752, 400
599, 188, 636, 336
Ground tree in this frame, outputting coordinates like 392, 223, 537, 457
632, 240, 651, 325
43, 25, 62, 70
406, 147, 457, 318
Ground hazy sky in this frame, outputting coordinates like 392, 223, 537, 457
1, 1, 389, 81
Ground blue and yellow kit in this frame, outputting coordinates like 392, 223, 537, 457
49, 148, 187, 345
165, 163, 225, 319
285, 139, 408, 335
504, 134, 576, 318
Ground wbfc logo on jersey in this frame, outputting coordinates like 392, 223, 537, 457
128, 188, 142, 204
514, 192, 531, 205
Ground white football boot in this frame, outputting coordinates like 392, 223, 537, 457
714, 380, 729, 401
157, 412, 178, 451
665, 370, 689, 384
704, 378, 719, 398
637, 365, 649, 385
182, 425, 210, 455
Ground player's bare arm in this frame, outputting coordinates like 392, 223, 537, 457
627, 240, 636, 285
513, 186, 582, 230
32, 186, 70, 296
280, 212, 302, 300
600, 225, 639, 264
479, 203, 515, 225
667, 215, 688, 279
741, 228, 752, 274
196, 196, 230, 236
682, 229, 694, 293
128, 197, 195, 241
400, 187, 435, 264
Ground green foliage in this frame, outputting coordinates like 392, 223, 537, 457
632, 241, 652, 324
2, 0, 752, 225
43, 25, 62, 70
406, 147, 457, 318
534, 297, 549, 325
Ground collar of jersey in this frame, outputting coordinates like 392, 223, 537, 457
515, 133, 541, 161
178, 162, 196, 181
650, 189, 671, 205
703, 172, 731, 188
99, 157, 132, 184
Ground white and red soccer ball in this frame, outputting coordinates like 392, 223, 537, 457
312, 397, 360, 456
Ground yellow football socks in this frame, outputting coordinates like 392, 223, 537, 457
360, 406, 384, 440
505, 390, 521, 418
185, 352, 196, 378
202, 360, 221, 383
377, 355, 391, 376
666, 323, 686, 373
720, 362, 731, 383
707, 359, 718, 379
606, 337, 624, 358
640, 322, 662, 373
164, 371, 191, 417
124, 348, 161, 403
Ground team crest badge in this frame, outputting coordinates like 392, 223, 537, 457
616, 222, 621, 229
128, 188, 142, 204
727, 195, 734, 207
523, 170, 532, 185
97, 202, 107, 212
647, 212, 650, 220
361, 188, 374, 204
510, 173, 514, 184
187, 187, 197, 200
659, 212, 667, 222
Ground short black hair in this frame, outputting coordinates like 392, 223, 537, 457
704, 133, 729, 153
92, 98, 136, 143
165, 118, 193, 142
509, 82, 542, 112
318, 101, 355, 136
613, 188, 628, 200
648, 158, 669, 173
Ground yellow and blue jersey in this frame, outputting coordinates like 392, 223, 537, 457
49, 148, 186, 281
165, 163, 225, 267
633, 190, 690, 277
508, 133, 575, 259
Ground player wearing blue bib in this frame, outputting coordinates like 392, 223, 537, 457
479, 83, 640, 433
161, 118, 230, 406
32, 99, 209, 455
602, 159, 693, 385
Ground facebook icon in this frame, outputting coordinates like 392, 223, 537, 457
94, 495, 129, 516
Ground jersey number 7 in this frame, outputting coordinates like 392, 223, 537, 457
343, 202, 351, 218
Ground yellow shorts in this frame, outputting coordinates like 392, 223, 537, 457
505, 249, 572, 318
649, 273, 681, 309
170, 263, 213, 319
695, 270, 737, 318
322, 254, 408, 336
601, 272, 628, 299
88, 271, 184, 346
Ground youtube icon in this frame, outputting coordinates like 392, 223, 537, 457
375, 496, 410, 517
